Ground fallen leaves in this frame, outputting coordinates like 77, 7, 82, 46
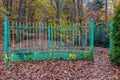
0, 47, 120, 80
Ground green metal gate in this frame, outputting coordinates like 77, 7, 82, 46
4, 18, 94, 63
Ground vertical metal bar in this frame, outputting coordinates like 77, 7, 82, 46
85, 29, 87, 49
82, 27, 85, 50
89, 24, 91, 47
39, 29, 41, 48
8, 21, 10, 51
4, 18, 9, 62
30, 23, 32, 49
12, 22, 14, 48
4, 18, 11, 70
36, 23, 37, 49
42, 23, 44, 49
90, 20, 94, 61
50, 26, 53, 59
60, 27, 63, 52
33, 23, 35, 47
67, 30, 68, 47
38, 23, 40, 48
70, 25, 72, 49
58, 26, 61, 48
79, 29, 81, 47
16, 22, 19, 44
26, 22, 29, 48
65, 30, 67, 47
46, 27, 47, 48
109, 20, 113, 53
54, 28, 55, 45
22, 23, 24, 48
16, 23, 19, 48
60, 29, 62, 47
48, 26, 51, 59
75, 29, 77, 47
73, 30, 74, 47
18, 23, 20, 48
19, 29, 21, 48
13, 29, 15, 48
51, 27, 53, 45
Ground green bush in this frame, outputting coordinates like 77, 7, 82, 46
95, 23, 109, 48
110, 5, 120, 64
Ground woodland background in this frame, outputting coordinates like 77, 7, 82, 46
0, 0, 120, 48
0, 0, 120, 25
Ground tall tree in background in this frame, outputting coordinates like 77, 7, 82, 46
2, 0, 10, 17
105, 0, 108, 23
73, 0, 77, 23
23, 0, 26, 23
87, 0, 104, 22
4, 0, 9, 11
17, 0, 23, 25
55, 0, 64, 25
77, 0, 83, 24
2, 0, 119, 24
9, 0, 12, 25
28, 0, 32, 24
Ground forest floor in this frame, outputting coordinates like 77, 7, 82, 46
0, 47, 120, 80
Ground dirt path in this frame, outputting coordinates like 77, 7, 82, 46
0, 47, 120, 80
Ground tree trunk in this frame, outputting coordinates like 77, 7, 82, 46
17, 0, 23, 26
9, 0, 12, 26
105, 0, 108, 23
2, 0, 9, 16
73, 0, 77, 23
77, 0, 83, 25
6, 0, 9, 11
23, 0, 26, 24
55, 0, 64, 25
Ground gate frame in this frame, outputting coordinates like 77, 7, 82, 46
4, 18, 95, 69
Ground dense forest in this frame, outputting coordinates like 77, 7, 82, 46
0, 0, 120, 25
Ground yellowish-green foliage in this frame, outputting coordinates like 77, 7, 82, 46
32, 0, 56, 22
69, 54, 76, 60
0, 0, 119, 24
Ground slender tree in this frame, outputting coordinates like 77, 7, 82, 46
23, 0, 26, 23
73, 0, 77, 23
17, 0, 24, 25
9, 0, 12, 25
77, 0, 84, 24
105, 0, 108, 23
55, 0, 64, 25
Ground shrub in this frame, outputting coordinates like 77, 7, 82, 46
110, 5, 120, 64
95, 23, 109, 48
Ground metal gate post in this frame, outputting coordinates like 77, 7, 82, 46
4, 18, 9, 62
109, 20, 113, 53
4, 18, 10, 69
90, 20, 94, 61
48, 26, 51, 59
